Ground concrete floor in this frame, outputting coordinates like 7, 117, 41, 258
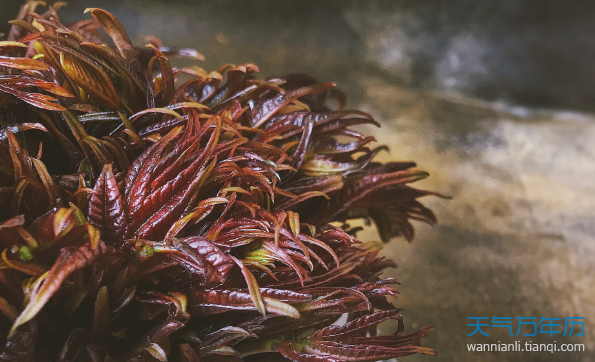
357, 81, 595, 362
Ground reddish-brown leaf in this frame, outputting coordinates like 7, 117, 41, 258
0, 75, 73, 110
0, 56, 48, 71
311, 310, 400, 341
88, 164, 127, 243
60, 52, 121, 110
187, 288, 301, 318
10, 241, 115, 336
84, 8, 138, 64
247, 83, 336, 128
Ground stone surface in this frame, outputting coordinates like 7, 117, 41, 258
355, 80, 595, 361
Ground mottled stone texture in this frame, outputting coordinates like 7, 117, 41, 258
358, 80, 595, 362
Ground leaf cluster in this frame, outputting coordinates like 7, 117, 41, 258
0, 3, 441, 361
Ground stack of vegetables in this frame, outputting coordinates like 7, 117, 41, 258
0, 3, 440, 361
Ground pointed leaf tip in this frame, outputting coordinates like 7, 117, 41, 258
88, 163, 126, 243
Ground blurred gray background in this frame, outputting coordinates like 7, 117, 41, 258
2, 1, 594, 361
